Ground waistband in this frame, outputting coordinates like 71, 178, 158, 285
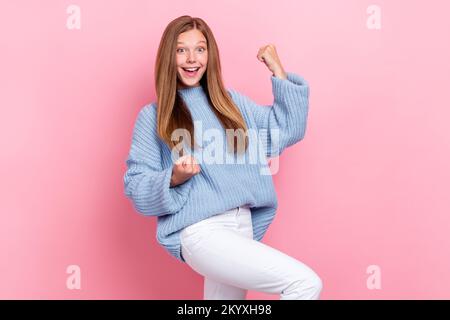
183, 205, 251, 232
222, 204, 251, 214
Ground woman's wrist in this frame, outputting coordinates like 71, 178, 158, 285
170, 175, 176, 187
170, 169, 176, 187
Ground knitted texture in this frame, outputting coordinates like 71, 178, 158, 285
124, 71, 309, 262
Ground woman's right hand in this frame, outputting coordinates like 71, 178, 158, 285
170, 154, 201, 187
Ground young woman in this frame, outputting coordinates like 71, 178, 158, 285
124, 15, 322, 300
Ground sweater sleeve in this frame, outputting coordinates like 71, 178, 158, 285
228, 71, 310, 157
123, 104, 193, 217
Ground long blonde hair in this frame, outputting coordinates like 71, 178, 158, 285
154, 15, 249, 156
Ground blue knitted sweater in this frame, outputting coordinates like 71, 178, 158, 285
123, 71, 309, 263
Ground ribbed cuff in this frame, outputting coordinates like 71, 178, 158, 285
162, 166, 193, 214
271, 71, 310, 103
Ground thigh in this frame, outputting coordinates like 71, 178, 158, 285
181, 227, 319, 296
181, 207, 253, 300
235, 206, 253, 239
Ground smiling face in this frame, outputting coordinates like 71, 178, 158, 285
176, 29, 208, 89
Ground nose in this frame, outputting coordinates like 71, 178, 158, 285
186, 50, 198, 63
187, 54, 196, 63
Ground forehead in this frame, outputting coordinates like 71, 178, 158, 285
177, 29, 207, 45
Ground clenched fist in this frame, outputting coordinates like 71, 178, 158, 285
170, 154, 201, 187
256, 44, 287, 80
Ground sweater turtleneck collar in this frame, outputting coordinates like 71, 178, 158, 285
177, 85, 207, 101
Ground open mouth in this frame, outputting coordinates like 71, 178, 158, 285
181, 67, 200, 77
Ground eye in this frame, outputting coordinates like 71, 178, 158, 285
177, 47, 205, 53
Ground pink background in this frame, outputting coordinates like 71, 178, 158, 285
1, 0, 449, 299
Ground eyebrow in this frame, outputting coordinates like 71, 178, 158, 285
177, 41, 207, 45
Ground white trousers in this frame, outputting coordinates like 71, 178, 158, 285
180, 205, 323, 300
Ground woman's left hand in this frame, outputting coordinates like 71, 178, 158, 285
256, 44, 287, 80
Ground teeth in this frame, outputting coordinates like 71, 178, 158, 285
183, 67, 199, 71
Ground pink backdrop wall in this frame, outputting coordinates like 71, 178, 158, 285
1, 0, 449, 299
